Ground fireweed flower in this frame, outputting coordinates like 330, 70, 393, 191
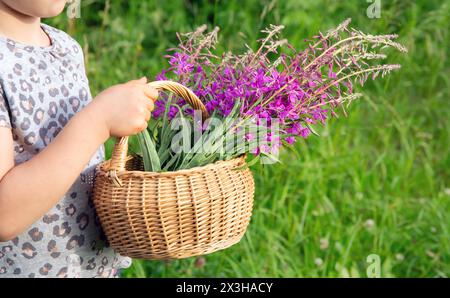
144, 19, 405, 170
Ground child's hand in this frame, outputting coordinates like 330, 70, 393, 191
92, 77, 158, 137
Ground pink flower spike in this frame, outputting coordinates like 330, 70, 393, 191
251, 147, 260, 156
285, 136, 296, 145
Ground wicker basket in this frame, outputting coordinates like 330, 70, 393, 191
93, 81, 255, 260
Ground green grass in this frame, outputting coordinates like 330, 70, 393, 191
46, 0, 449, 277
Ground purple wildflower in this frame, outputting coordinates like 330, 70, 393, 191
151, 20, 405, 157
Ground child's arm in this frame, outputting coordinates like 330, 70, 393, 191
0, 77, 157, 241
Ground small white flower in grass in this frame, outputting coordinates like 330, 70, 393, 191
314, 258, 324, 267
426, 250, 438, 260
364, 219, 376, 230
430, 226, 437, 233
320, 238, 329, 250
444, 188, 450, 196
395, 253, 405, 261
335, 242, 343, 252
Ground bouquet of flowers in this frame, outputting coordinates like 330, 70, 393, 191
137, 19, 407, 172
93, 19, 407, 260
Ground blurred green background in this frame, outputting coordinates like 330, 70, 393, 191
46, 0, 449, 277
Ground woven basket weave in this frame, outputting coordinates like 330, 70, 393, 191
93, 81, 255, 260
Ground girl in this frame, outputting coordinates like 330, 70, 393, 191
0, 0, 158, 277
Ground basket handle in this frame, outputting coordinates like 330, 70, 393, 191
108, 80, 208, 182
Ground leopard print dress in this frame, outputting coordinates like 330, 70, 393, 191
0, 24, 131, 278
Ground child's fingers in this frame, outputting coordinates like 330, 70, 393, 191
142, 85, 159, 101
127, 77, 148, 85
138, 95, 154, 112
144, 109, 151, 122
145, 97, 154, 111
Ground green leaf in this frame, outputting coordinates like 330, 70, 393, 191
137, 129, 161, 172
305, 122, 320, 136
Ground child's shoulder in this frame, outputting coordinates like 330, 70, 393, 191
41, 23, 83, 52
0, 23, 83, 57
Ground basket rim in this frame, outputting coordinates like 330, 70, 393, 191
96, 154, 248, 178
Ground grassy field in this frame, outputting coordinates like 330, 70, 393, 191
47, 0, 449, 277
